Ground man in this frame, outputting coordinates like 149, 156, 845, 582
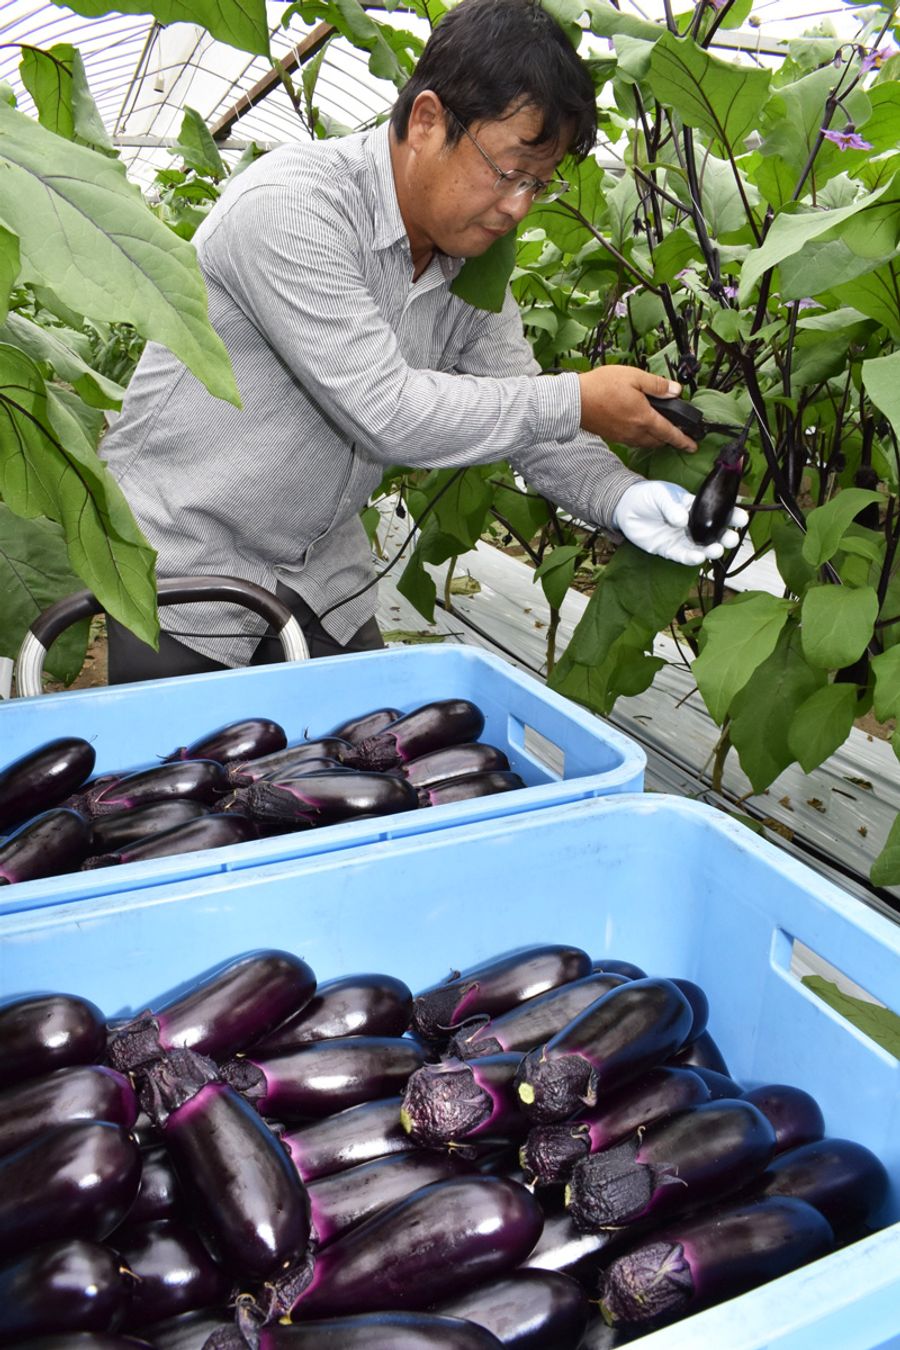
101, 0, 742, 682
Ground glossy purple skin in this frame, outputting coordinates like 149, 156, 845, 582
412, 945, 593, 1044
164, 717, 287, 765
688, 449, 746, 547
0, 808, 91, 884
670, 1028, 731, 1077
118, 1145, 182, 1227
0, 1121, 141, 1257
85, 814, 256, 868
228, 739, 355, 786
742, 1083, 825, 1154
0, 1238, 131, 1340
15, 1335, 153, 1349
747, 1136, 890, 1238
591, 958, 646, 980
307, 1151, 472, 1246
669, 979, 709, 1044
418, 771, 525, 808
329, 708, 403, 744
522, 1210, 616, 1282
227, 772, 419, 827
252, 973, 412, 1053
117, 1220, 231, 1329
0, 1064, 138, 1159
135, 1310, 230, 1350
0, 993, 106, 1088
290, 1176, 544, 1318
213, 1312, 504, 1349
448, 972, 627, 1060
222, 1035, 425, 1119
90, 800, 209, 855
432, 1268, 590, 1350
400, 1053, 524, 1147
282, 1096, 416, 1182
688, 1066, 744, 1099
345, 700, 486, 771
598, 1196, 834, 1329
107, 950, 316, 1072
0, 736, 95, 833
94, 761, 230, 812
400, 743, 510, 790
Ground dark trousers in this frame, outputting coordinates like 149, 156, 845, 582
107, 583, 383, 685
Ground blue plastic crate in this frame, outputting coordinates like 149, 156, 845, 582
0, 793, 896, 1349
0, 645, 644, 914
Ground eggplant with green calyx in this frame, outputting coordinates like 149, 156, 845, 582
307, 1150, 473, 1247
431, 1268, 589, 1350
227, 739, 354, 787
742, 1083, 825, 1154
597, 1195, 834, 1331
91, 800, 209, 854
137, 1048, 312, 1279
418, 771, 526, 808
83, 813, 256, 869
447, 972, 627, 1061
0, 1238, 133, 1342
117, 1220, 231, 1329
565, 1098, 776, 1231
329, 707, 403, 744
400, 743, 510, 791
520, 1066, 711, 1187
107, 950, 316, 1072
687, 428, 749, 548
0, 993, 106, 1088
0, 1064, 137, 1158
281, 1096, 416, 1182
91, 762, 230, 815
412, 945, 593, 1046
344, 700, 486, 772
250, 973, 412, 1053
0, 808, 91, 884
400, 1053, 524, 1148
204, 1311, 503, 1349
514, 978, 694, 1124
164, 718, 286, 765
0, 737, 96, 833
744, 1136, 890, 1240
670, 1027, 731, 1077
0, 1121, 141, 1258
223, 772, 418, 829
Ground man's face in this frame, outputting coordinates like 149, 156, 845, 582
403, 99, 569, 261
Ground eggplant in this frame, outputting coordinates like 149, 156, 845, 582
138, 1048, 312, 1279
447, 972, 628, 1060
0, 807, 91, 884
431, 1269, 589, 1349
283, 1175, 544, 1318
591, 958, 646, 980
281, 1096, 417, 1182
669, 978, 709, 1044
400, 743, 510, 790
744, 1136, 890, 1240
417, 772, 525, 808
329, 707, 403, 744
16, 1336, 153, 1349
118, 1144, 183, 1227
687, 434, 747, 547
0, 736, 96, 832
597, 1195, 833, 1330
670, 1028, 731, 1076
83, 814, 257, 869
223, 772, 419, 828
514, 978, 694, 1124
520, 1066, 711, 1187
91, 800, 210, 854
742, 1083, 825, 1153
137, 1309, 232, 1350
688, 1066, 744, 1099
0, 1063, 138, 1158
400, 1053, 525, 1148
227, 739, 354, 787
307, 1150, 473, 1246
205, 1312, 503, 1348
108, 950, 316, 1072
0, 1238, 132, 1342
250, 974, 413, 1053
344, 700, 486, 772
91, 761, 231, 814
117, 1220, 232, 1329
0, 1121, 141, 1257
412, 945, 593, 1045
164, 718, 287, 765
522, 1209, 616, 1282
565, 1098, 776, 1231
0, 992, 106, 1087
221, 1035, 425, 1119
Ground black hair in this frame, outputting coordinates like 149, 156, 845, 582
390, 0, 597, 160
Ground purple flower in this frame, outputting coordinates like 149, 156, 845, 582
721, 284, 738, 300
821, 127, 872, 151
861, 44, 899, 73
795, 298, 822, 312
614, 300, 628, 318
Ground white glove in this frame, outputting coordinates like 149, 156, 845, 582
612, 481, 749, 565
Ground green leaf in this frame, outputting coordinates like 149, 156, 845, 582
787, 681, 859, 773
651, 226, 700, 285
18, 43, 114, 153
451, 232, 517, 313
802, 489, 884, 566
872, 646, 900, 722
833, 257, 900, 338
799, 584, 878, 670
490, 472, 551, 542
698, 153, 755, 239
56, 0, 271, 58
857, 81, 900, 156
692, 592, 793, 724
757, 66, 870, 189
0, 312, 124, 408
396, 551, 436, 624
730, 621, 825, 792
863, 350, 900, 443
169, 107, 227, 180
647, 31, 771, 157
583, 0, 663, 41
534, 544, 580, 610
408, 466, 493, 554
0, 103, 240, 405
0, 224, 20, 323
0, 343, 159, 645
0, 504, 92, 681
801, 976, 900, 1058
778, 239, 888, 303
770, 514, 817, 597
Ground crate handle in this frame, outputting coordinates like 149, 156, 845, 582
505, 720, 565, 779
14, 575, 309, 698
776, 932, 900, 1057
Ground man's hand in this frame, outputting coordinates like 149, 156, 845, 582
577, 367, 698, 452
612, 481, 748, 565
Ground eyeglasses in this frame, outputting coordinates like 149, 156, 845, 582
445, 108, 569, 204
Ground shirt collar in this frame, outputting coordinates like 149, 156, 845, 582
367, 120, 464, 280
